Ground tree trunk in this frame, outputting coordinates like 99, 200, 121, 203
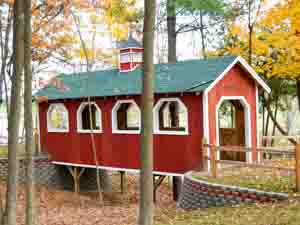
167, 0, 176, 63
247, 0, 252, 65
264, 108, 270, 145
0, 6, 12, 108
71, 8, 112, 200
262, 104, 265, 134
248, 25, 253, 65
24, 0, 36, 224
87, 99, 103, 202
262, 94, 297, 145
199, 10, 207, 59
5, 1, 25, 225
271, 97, 279, 146
138, 0, 156, 224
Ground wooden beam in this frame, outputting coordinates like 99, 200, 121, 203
120, 171, 126, 193
66, 166, 85, 194
153, 175, 166, 203
172, 176, 182, 201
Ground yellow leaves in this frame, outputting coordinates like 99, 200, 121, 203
111, 24, 129, 40
101, 0, 139, 39
230, 24, 242, 36
218, 0, 300, 80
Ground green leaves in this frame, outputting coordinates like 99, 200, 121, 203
176, 0, 226, 15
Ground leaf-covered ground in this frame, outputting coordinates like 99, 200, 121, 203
1, 172, 299, 225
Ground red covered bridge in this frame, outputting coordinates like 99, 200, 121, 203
35, 36, 271, 193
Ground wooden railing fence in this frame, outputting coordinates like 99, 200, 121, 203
202, 138, 300, 192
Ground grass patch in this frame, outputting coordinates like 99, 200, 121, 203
156, 199, 300, 225
0, 144, 26, 158
193, 160, 296, 194
195, 173, 294, 193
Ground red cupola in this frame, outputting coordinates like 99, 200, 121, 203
116, 34, 143, 72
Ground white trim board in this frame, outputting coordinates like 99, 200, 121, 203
47, 103, 69, 133
111, 99, 141, 134
153, 97, 189, 135
51, 161, 184, 177
215, 96, 252, 163
76, 102, 102, 133
205, 56, 271, 94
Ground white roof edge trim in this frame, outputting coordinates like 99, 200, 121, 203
237, 56, 271, 93
204, 56, 271, 94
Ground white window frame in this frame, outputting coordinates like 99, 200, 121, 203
120, 52, 130, 63
215, 96, 252, 163
218, 101, 236, 129
47, 103, 69, 133
112, 99, 141, 134
153, 98, 189, 135
131, 52, 143, 63
77, 102, 102, 133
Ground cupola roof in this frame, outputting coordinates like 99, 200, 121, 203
116, 34, 142, 49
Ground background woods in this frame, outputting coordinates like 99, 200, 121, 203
0, 0, 299, 225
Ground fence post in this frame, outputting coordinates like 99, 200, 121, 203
296, 144, 300, 192
202, 138, 208, 171
211, 145, 217, 178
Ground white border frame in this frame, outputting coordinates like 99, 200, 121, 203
205, 56, 271, 94
215, 96, 252, 163
153, 98, 189, 135
52, 161, 184, 177
112, 99, 141, 134
77, 102, 102, 133
47, 103, 69, 133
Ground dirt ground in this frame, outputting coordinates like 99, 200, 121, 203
1, 173, 177, 225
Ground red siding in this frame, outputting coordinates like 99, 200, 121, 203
207, 64, 258, 160
39, 94, 203, 174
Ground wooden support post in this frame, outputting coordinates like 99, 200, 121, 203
67, 166, 85, 195
172, 176, 182, 201
153, 175, 166, 203
120, 171, 126, 193
296, 144, 300, 192
202, 137, 208, 171
211, 145, 217, 178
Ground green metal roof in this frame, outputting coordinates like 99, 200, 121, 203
36, 56, 237, 100
116, 34, 143, 49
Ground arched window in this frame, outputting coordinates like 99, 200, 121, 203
153, 98, 188, 135
112, 100, 141, 134
77, 102, 102, 133
218, 101, 236, 129
47, 103, 69, 132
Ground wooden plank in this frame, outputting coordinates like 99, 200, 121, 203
216, 160, 294, 172
120, 171, 126, 193
262, 136, 300, 139
202, 137, 208, 171
203, 144, 295, 155
211, 145, 217, 178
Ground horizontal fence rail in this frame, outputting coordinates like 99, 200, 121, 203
201, 138, 300, 192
